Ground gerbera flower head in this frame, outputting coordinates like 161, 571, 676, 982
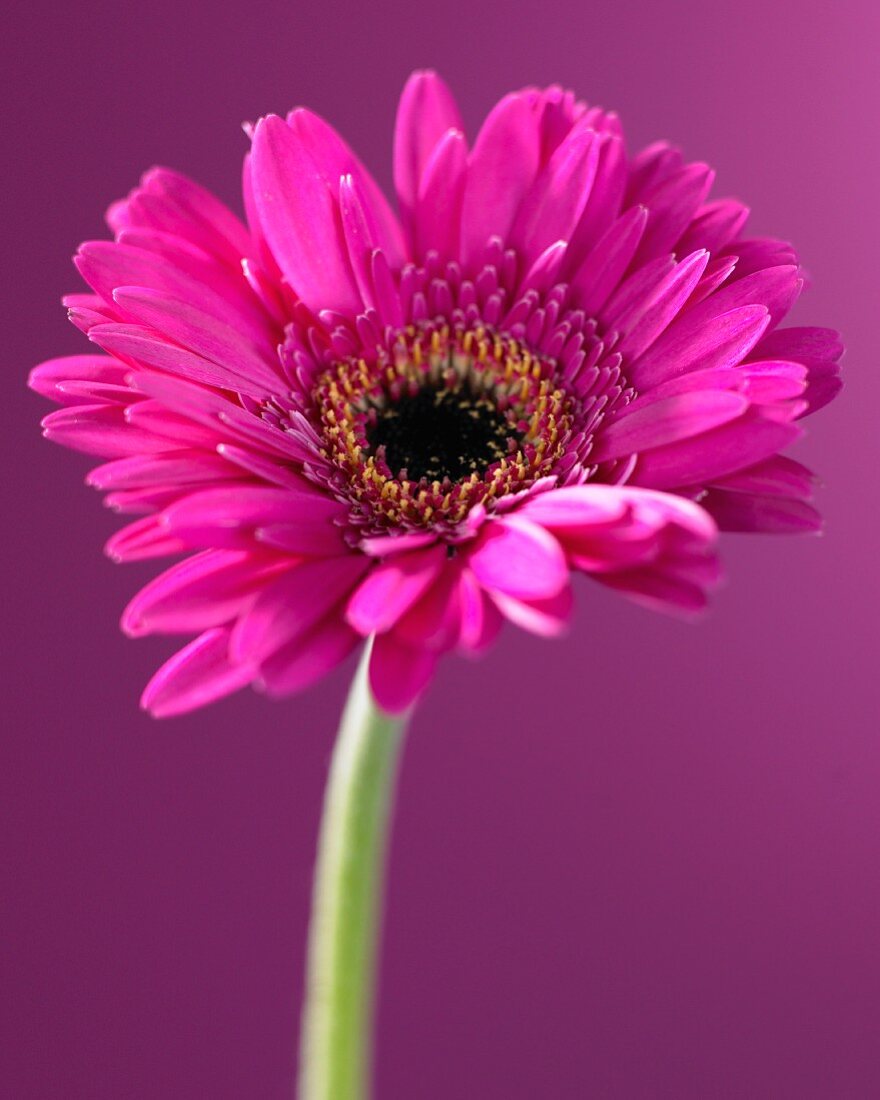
30, 72, 843, 716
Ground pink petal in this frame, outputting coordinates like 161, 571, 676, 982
733, 360, 808, 403
394, 561, 464, 652
593, 390, 750, 462
566, 132, 628, 266
618, 361, 805, 418
509, 125, 600, 264
597, 567, 711, 617
109, 289, 281, 393
358, 531, 440, 557
41, 404, 172, 458
600, 255, 675, 331
629, 304, 771, 391
345, 545, 448, 635
708, 454, 815, 500
230, 554, 369, 664
287, 108, 405, 270
631, 412, 802, 489
136, 168, 252, 265
676, 198, 750, 255
517, 486, 629, 528
76, 240, 274, 356
704, 264, 802, 326
569, 205, 648, 315
215, 444, 308, 489
105, 515, 188, 562
614, 250, 710, 361
254, 521, 348, 556
750, 325, 844, 417
29, 355, 130, 406
368, 632, 437, 714
456, 569, 504, 654
686, 255, 738, 308
109, 168, 250, 269
700, 489, 823, 534
489, 586, 573, 638
520, 241, 568, 293
394, 70, 463, 243
163, 485, 345, 553
728, 237, 797, 278
631, 162, 715, 265
141, 627, 254, 718
124, 400, 223, 450
467, 516, 567, 600
338, 175, 402, 323
122, 549, 290, 636
518, 485, 716, 578
523, 485, 717, 542
250, 114, 361, 314
258, 616, 361, 697
130, 373, 313, 463
460, 91, 542, 268
754, 326, 844, 364
338, 174, 382, 310
414, 129, 468, 261
625, 142, 683, 203
90, 322, 270, 401
87, 451, 239, 491
54, 380, 133, 406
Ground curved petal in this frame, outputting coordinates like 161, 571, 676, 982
489, 586, 573, 638
163, 484, 346, 553
593, 390, 750, 462
519, 486, 721, 616
288, 108, 405, 268
107, 168, 251, 267
467, 516, 567, 600
122, 549, 290, 636
141, 627, 254, 718
230, 554, 369, 664
569, 205, 648, 314
41, 404, 172, 458
29, 354, 131, 406
460, 91, 542, 268
369, 631, 437, 714
630, 162, 715, 265
456, 567, 505, 654
108, 288, 281, 394
629, 304, 771, 391
259, 615, 361, 696
509, 124, 600, 264
631, 412, 803, 490
517, 485, 718, 571
394, 70, 463, 243
346, 544, 447, 635
414, 128, 468, 261
250, 114, 361, 314
700, 489, 822, 534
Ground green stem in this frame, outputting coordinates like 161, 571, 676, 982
298, 640, 409, 1100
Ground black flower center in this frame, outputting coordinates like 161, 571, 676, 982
367, 383, 519, 483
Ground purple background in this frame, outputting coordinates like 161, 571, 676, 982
4, 1, 879, 1096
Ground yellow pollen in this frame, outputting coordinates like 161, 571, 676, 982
311, 321, 577, 533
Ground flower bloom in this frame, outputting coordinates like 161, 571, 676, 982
31, 73, 842, 715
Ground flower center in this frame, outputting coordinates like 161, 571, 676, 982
310, 323, 578, 534
366, 381, 518, 483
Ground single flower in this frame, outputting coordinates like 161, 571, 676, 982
31, 72, 842, 716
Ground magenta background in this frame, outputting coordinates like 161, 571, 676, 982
3, 1, 879, 1096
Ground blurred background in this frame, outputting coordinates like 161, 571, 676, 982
3, 0, 878, 1095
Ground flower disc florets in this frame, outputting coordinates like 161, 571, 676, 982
314, 322, 578, 533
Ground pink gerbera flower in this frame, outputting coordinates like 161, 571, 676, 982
31, 72, 842, 717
